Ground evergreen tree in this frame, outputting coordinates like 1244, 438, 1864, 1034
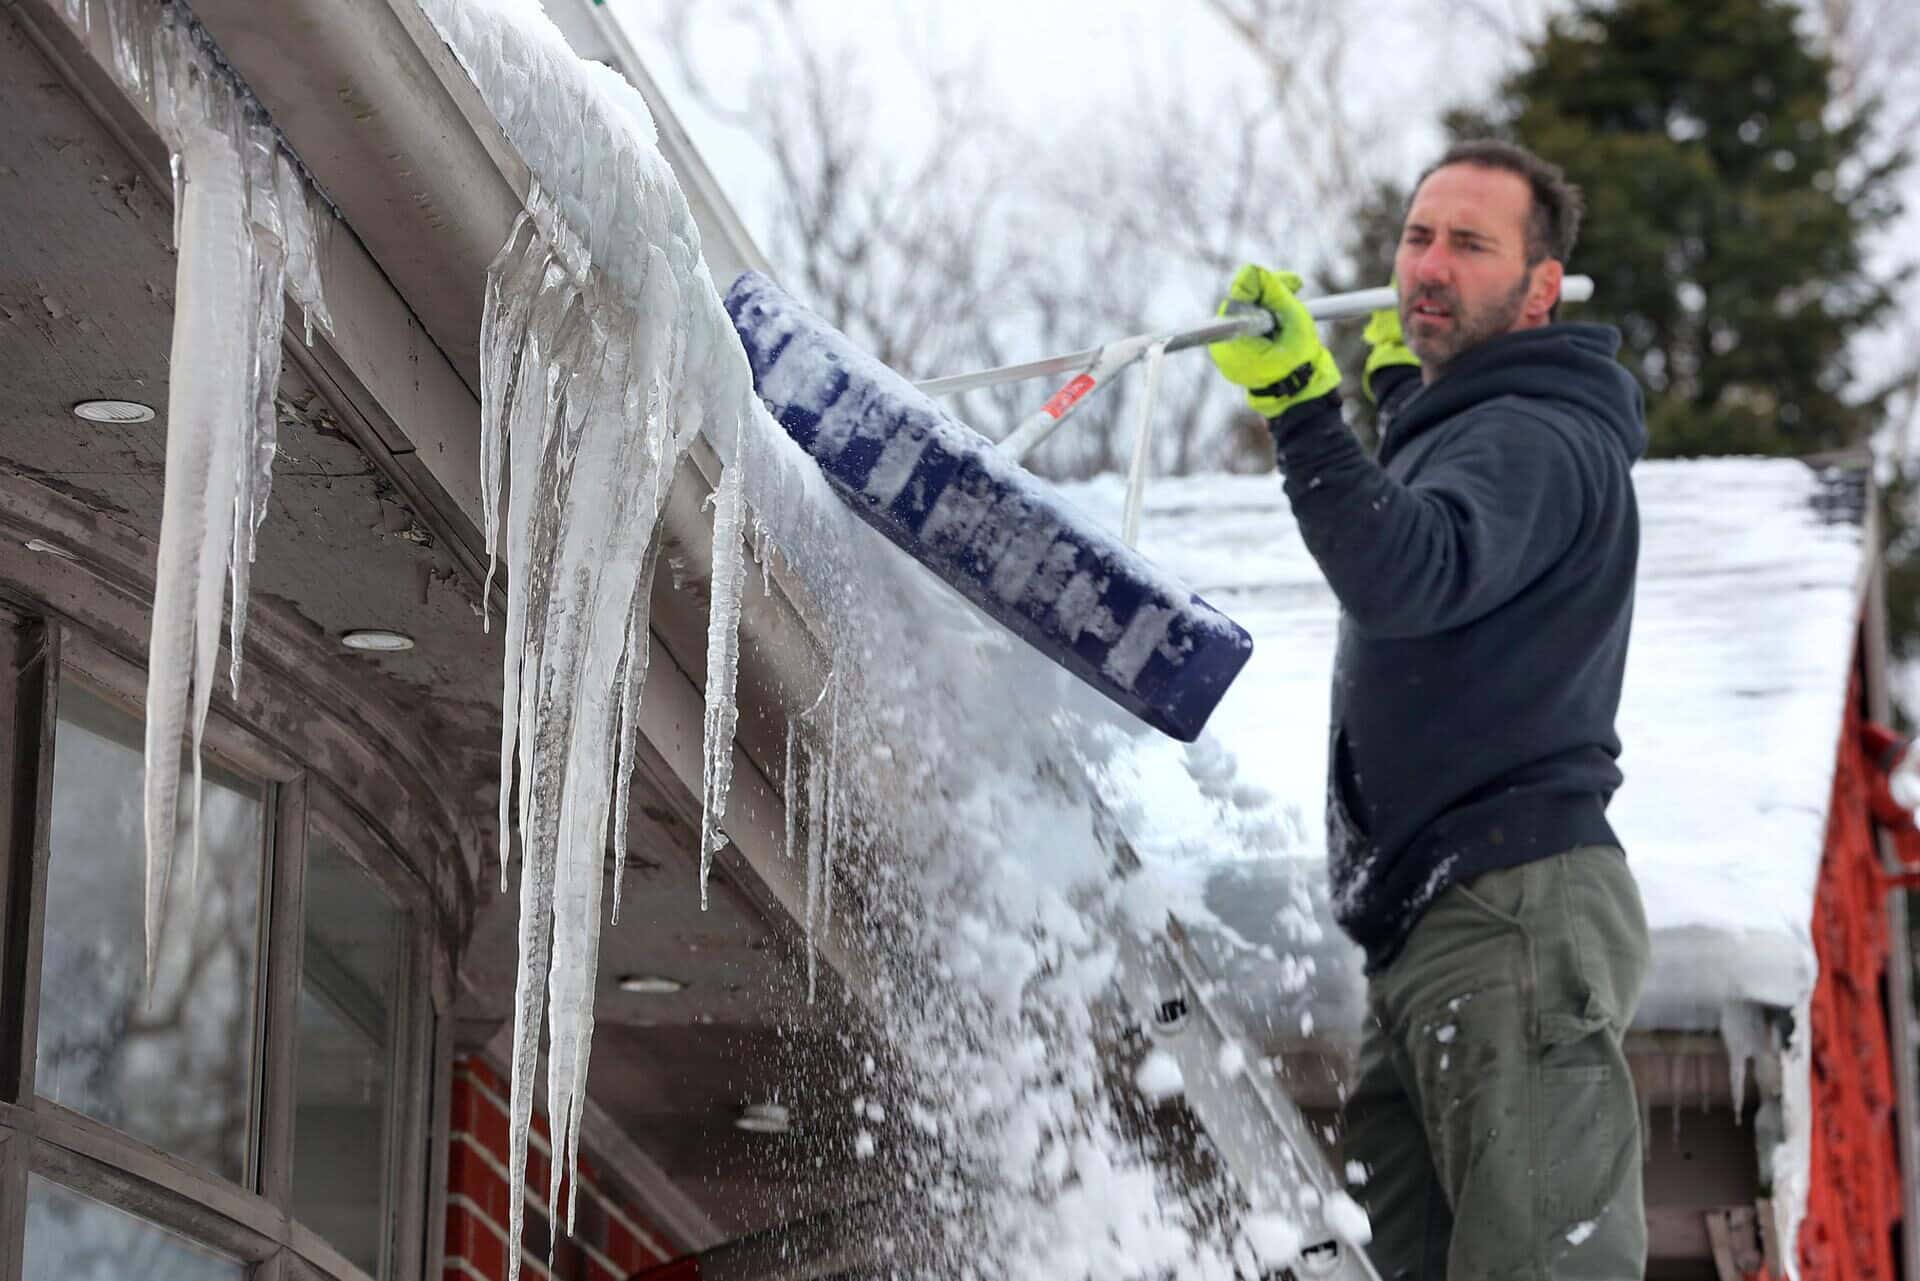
1344, 0, 1906, 458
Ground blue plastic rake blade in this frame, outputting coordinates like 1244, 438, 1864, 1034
724, 271, 1253, 742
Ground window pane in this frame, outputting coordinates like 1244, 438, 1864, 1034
293, 827, 402, 1277
37, 682, 265, 1183
23, 1174, 244, 1281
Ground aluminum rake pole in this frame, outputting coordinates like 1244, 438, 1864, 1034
919, 275, 1596, 400
930, 276, 1597, 463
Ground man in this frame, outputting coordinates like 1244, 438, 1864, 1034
1208, 140, 1652, 1280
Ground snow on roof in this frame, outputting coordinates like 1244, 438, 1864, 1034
1066, 456, 1872, 1039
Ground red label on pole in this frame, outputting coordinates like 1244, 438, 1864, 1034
1041, 374, 1097, 420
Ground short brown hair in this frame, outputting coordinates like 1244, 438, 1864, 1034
1416, 139, 1585, 265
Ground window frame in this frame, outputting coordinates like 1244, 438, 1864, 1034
0, 610, 440, 1281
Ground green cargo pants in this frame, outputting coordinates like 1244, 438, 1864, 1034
1340, 846, 1651, 1281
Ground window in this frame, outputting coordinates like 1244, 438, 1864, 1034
0, 609, 442, 1281
22, 1175, 246, 1281
293, 825, 406, 1278
36, 681, 267, 1184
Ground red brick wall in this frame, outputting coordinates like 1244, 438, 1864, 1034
445, 1056, 681, 1281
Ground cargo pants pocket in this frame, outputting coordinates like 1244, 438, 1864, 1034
1538, 1031, 1644, 1277
1538, 1029, 1620, 1229
1532, 851, 1649, 1277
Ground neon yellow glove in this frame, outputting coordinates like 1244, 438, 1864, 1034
1361, 288, 1420, 403
1207, 265, 1342, 417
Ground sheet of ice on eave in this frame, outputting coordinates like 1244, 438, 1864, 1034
1066, 457, 1868, 1039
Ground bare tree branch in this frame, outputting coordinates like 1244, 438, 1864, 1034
646, 1, 1396, 477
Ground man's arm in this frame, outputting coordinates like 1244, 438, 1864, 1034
1202, 264, 1589, 634
1270, 392, 1588, 638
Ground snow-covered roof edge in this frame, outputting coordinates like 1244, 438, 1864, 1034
535, 0, 771, 284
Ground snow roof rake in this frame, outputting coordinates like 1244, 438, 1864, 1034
725, 270, 1252, 742
724, 270, 1592, 742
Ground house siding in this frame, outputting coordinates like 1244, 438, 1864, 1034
1797, 666, 1903, 1281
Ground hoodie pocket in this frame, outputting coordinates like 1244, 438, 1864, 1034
1330, 728, 1370, 832
1325, 728, 1372, 887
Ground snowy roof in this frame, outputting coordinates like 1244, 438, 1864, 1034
1067, 457, 1873, 1040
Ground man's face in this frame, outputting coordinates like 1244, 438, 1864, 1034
1394, 163, 1559, 379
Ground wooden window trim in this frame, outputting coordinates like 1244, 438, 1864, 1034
27, 1101, 283, 1256
306, 785, 435, 921
56, 630, 303, 787
0, 613, 56, 1112
0, 606, 56, 1281
259, 776, 310, 1214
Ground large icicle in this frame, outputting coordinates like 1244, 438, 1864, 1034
228, 120, 285, 695
57, 0, 337, 984
607, 543, 659, 925
698, 451, 748, 906
804, 743, 828, 1003
144, 108, 248, 979
420, 0, 791, 1266
821, 675, 842, 937
474, 207, 700, 1274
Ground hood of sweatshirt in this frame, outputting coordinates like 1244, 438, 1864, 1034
1381, 322, 1647, 467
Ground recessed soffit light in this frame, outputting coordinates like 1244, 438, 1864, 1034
73, 399, 156, 424
340, 629, 415, 652
617, 974, 687, 995
734, 1102, 791, 1135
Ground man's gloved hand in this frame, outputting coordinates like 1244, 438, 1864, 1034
1208, 265, 1341, 417
1361, 289, 1421, 403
